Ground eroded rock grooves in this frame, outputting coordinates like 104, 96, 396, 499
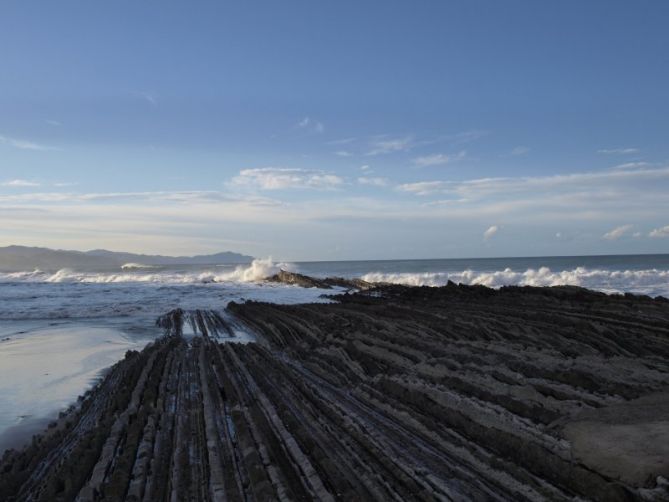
2, 284, 669, 501
156, 309, 237, 338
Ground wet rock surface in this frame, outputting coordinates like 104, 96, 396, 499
155, 309, 238, 339
265, 269, 373, 290
2, 283, 669, 501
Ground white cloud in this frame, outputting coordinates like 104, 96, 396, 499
412, 151, 466, 167
328, 131, 482, 157
613, 162, 651, 170
442, 130, 488, 145
327, 137, 356, 145
597, 148, 639, 155
1, 176, 667, 259
649, 225, 669, 238
44, 119, 61, 126
392, 165, 669, 226
398, 166, 669, 197
367, 136, 414, 156
0, 190, 286, 207
483, 225, 499, 241
357, 177, 388, 187
231, 168, 343, 190
334, 151, 352, 157
510, 146, 530, 156
1, 179, 41, 187
133, 91, 157, 106
603, 224, 632, 240
297, 117, 324, 133
397, 181, 446, 196
360, 165, 371, 171
0, 135, 49, 151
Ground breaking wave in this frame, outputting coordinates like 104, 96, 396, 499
1, 262, 668, 297
360, 267, 669, 297
121, 263, 157, 270
0, 258, 294, 284
0, 261, 667, 320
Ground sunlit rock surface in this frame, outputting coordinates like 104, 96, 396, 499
265, 269, 373, 290
2, 283, 669, 501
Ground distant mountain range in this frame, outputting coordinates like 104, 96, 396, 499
0, 245, 254, 272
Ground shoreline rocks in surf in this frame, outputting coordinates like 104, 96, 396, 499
264, 268, 374, 290
2, 283, 669, 500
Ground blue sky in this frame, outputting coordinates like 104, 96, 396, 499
1, 1, 668, 260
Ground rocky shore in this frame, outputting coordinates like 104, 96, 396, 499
265, 269, 373, 290
1, 282, 669, 501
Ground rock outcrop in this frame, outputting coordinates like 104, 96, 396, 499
265, 269, 373, 290
2, 284, 669, 501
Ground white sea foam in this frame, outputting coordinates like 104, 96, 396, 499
0, 258, 294, 284
121, 262, 157, 270
1, 263, 667, 295
0, 262, 667, 321
0, 259, 331, 321
360, 267, 669, 297
213, 257, 295, 282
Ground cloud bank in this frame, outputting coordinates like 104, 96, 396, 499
649, 225, 669, 238
412, 151, 466, 167
0, 135, 50, 151
1, 179, 41, 187
231, 168, 343, 190
603, 224, 632, 240
483, 225, 499, 241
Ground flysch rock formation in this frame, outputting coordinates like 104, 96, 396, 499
265, 269, 373, 290
1, 283, 669, 501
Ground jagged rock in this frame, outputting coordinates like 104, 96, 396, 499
265, 269, 373, 290
156, 308, 236, 338
265, 269, 333, 288
2, 283, 669, 501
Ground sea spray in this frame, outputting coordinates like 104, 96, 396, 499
1, 258, 668, 321
214, 257, 296, 282
360, 266, 669, 294
0, 258, 296, 284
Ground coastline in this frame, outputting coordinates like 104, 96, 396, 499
1, 281, 669, 500
0, 321, 158, 453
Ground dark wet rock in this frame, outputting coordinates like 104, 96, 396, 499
562, 391, 669, 487
265, 269, 373, 290
2, 284, 669, 501
156, 308, 236, 338
320, 275, 374, 290
265, 269, 333, 288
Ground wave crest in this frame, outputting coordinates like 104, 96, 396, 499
0, 258, 294, 284
213, 257, 294, 282
1, 263, 668, 296
361, 267, 669, 296
121, 263, 157, 270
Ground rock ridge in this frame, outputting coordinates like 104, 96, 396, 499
2, 283, 669, 501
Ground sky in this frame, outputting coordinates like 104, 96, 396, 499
1, 0, 668, 261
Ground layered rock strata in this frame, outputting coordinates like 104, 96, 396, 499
1, 284, 669, 501
265, 270, 372, 290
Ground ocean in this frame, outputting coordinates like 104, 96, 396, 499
1, 254, 668, 320
1, 253, 668, 450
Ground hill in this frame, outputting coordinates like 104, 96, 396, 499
0, 245, 253, 271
